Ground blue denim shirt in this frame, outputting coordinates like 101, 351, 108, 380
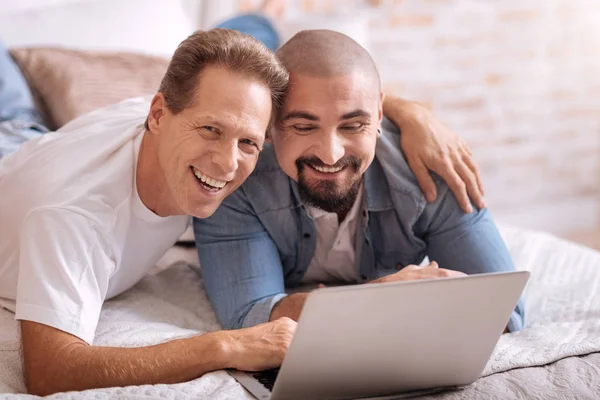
193, 118, 525, 332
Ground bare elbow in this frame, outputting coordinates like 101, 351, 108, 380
21, 320, 88, 396
27, 383, 52, 397
25, 366, 63, 397
24, 348, 89, 396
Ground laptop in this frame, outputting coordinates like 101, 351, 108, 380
229, 271, 530, 400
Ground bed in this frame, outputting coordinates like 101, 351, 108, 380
1, 226, 600, 399
1, 1, 600, 399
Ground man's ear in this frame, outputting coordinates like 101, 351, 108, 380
147, 93, 167, 135
378, 91, 385, 125
265, 126, 274, 143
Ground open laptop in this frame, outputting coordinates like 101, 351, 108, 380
228, 271, 529, 400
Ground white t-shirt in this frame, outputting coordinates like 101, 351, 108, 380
301, 185, 364, 284
0, 97, 189, 344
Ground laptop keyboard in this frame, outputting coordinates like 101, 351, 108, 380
251, 368, 280, 391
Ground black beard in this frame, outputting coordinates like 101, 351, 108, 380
296, 156, 362, 214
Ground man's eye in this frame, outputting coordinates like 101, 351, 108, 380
239, 139, 260, 153
292, 125, 316, 133
240, 138, 256, 147
340, 123, 365, 131
202, 126, 217, 133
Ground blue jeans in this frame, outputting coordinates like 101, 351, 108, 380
0, 14, 280, 158
0, 41, 48, 158
215, 14, 281, 51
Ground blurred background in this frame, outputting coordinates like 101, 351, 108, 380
1, 0, 599, 249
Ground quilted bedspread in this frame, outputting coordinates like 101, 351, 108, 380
1, 225, 599, 399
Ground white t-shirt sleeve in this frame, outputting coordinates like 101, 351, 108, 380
16, 208, 114, 344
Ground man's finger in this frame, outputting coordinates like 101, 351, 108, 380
462, 151, 485, 198
462, 141, 473, 156
447, 270, 468, 278
435, 160, 472, 213
454, 161, 485, 210
426, 261, 439, 268
407, 157, 437, 202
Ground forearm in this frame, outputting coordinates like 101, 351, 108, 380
269, 293, 310, 322
382, 95, 428, 128
25, 329, 234, 396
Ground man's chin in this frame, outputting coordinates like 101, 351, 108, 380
299, 187, 352, 213
189, 204, 219, 219
298, 176, 361, 213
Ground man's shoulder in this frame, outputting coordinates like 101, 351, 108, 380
0, 108, 144, 227
375, 117, 447, 203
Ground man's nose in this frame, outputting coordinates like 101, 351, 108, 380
211, 141, 239, 174
314, 132, 345, 166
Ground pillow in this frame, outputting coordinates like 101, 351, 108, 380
10, 47, 169, 129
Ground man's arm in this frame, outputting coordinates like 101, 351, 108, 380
21, 317, 296, 396
270, 263, 467, 322
16, 208, 296, 396
416, 183, 525, 332
270, 293, 309, 322
193, 187, 288, 330
382, 95, 485, 213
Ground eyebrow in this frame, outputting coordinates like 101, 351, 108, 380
340, 109, 371, 121
281, 109, 371, 123
281, 110, 319, 122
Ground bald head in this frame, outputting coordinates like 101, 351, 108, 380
276, 30, 381, 90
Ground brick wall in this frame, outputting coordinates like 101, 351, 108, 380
231, 0, 600, 238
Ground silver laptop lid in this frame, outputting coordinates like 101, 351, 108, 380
271, 271, 529, 400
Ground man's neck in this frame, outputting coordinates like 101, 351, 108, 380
337, 208, 351, 224
136, 131, 178, 217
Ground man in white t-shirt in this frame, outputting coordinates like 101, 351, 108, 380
0, 28, 298, 395
0, 9, 486, 398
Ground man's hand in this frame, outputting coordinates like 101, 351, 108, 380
383, 96, 485, 213
225, 317, 297, 372
371, 261, 467, 284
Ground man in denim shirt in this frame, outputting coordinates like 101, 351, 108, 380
194, 30, 524, 334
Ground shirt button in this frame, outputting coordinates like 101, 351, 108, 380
296, 270, 303, 275
303, 233, 311, 238
361, 274, 368, 280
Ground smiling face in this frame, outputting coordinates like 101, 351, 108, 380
272, 71, 384, 213
148, 65, 272, 218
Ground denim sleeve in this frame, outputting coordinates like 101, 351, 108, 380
417, 186, 525, 332
193, 187, 287, 330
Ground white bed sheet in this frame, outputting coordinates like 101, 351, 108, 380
0, 225, 599, 399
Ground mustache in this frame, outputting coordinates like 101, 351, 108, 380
295, 156, 361, 172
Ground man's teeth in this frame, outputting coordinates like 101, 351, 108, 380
193, 169, 226, 188
313, 165, 343, 173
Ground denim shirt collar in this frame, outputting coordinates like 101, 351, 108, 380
363, 158, 395, 212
